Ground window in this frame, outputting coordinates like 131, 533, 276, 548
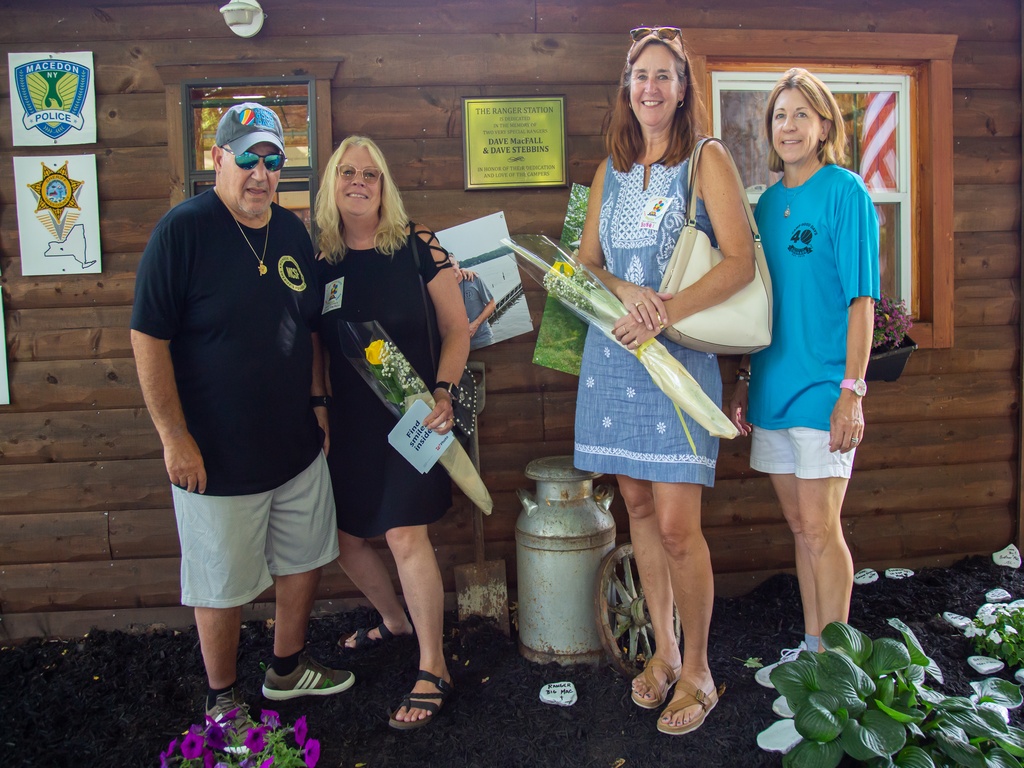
712, 72, 912, 308
183, 80, 318, 233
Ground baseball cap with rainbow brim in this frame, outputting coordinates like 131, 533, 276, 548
215, 102, 285, 155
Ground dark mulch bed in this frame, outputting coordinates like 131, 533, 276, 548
3, 555, 1023, 767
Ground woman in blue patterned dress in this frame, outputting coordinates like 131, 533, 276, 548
575, 27, 756, 735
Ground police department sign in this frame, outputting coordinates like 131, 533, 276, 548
8, 52, 96, 146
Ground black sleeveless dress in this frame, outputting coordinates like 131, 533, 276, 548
315, 237, 452, 538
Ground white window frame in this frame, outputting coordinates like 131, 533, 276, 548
711, 71, 913, 307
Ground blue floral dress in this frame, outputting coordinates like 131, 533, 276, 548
574, 159, 722, 486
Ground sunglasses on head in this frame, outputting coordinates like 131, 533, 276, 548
337, 165, 382, 185
629, 26, 682, 42
223, 147, 286, 172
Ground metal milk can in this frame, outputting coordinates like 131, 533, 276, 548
515, 456, 615, 665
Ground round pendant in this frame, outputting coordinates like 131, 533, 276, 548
783, 207, 791, 218
258, 263, 268, 276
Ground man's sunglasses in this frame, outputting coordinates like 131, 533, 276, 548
629, 27, 683, 42
223, 147, 286, 172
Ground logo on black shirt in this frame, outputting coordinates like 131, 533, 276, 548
787, 223, 818, 258
278, 255, 306, 291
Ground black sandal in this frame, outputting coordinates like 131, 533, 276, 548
388, 670, 453, 731
339, 621, 395, 650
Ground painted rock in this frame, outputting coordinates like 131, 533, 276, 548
986, 588, 1012, 603
539, 681, 577, 707
885, 568, 915, 580
1015, 668, 1024, 685
942, 612, 973, 631
993, 544, 1022, 569
967, 656, 1005, 675
853, 568, 879, 585
756, 719, 801, 754
976, 603, 1000, 621
772, 695, 795, 719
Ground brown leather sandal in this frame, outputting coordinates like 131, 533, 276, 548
657, 679, 725, 735
630, 657, 682, 710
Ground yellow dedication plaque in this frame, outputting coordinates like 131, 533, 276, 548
463, 96, 567, 190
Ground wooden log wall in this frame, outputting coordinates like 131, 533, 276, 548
0, 0, 1019, 640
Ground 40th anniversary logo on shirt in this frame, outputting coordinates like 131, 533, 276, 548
8, 52, 97, 146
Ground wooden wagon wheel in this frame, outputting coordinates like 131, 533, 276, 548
594, 543, 681, 677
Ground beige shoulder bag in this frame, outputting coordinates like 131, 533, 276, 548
658, 137, 773, 355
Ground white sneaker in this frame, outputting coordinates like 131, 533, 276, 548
754, 642, 807, 688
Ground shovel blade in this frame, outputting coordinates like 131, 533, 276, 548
454, 560, 510, 636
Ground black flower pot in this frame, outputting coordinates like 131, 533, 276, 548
866, 335, 917, 382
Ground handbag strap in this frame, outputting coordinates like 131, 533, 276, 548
684, 137, 761, 243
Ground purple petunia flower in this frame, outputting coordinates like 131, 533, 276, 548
159, 738, 179, 768
303, 738, 321, 768
205, 720, 227, 751
294, 716, 308, 747
244, 725, 268, 753
260, 709, 281, 729
259, 758, 274, 768
181, 730, 205, 760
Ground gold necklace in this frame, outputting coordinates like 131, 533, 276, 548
234, 217, 269, 275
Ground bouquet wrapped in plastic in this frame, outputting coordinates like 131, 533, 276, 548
502, 234, 738, 440
341, 321, 493, 514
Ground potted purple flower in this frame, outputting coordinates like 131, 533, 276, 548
866, 292, 916, 382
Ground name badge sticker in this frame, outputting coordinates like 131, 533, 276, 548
639, 196, 673, 231
322, 277, 344, 314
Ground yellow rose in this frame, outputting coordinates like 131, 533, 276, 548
552, 260, 575, 276
365, 339, 386, 365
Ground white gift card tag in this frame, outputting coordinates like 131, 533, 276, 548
993, 544, 1021, 569
387, 399, 453, 474
986, 588, 1012, 603
756, 718, 801, 754
942, 612, 973, 631
853, 568, 878, 585
772, 695, 795, 719
539, 681, 577, 707
967, 655, 1005, 674
885, 568, 914, 580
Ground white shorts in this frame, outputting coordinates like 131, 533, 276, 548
750, 426, 855, 480
172, 453, 340, 609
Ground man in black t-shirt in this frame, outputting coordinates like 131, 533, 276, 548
131, 103, 352, 736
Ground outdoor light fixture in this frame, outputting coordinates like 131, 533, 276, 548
219, 0, 265, 38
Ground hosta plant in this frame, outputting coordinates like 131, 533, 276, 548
968, 603, 1024, 669
772, 618, 1024, 767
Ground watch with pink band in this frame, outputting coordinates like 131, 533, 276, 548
840, 378, 868, 397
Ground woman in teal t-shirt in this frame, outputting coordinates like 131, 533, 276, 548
730, 68, 880, 687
